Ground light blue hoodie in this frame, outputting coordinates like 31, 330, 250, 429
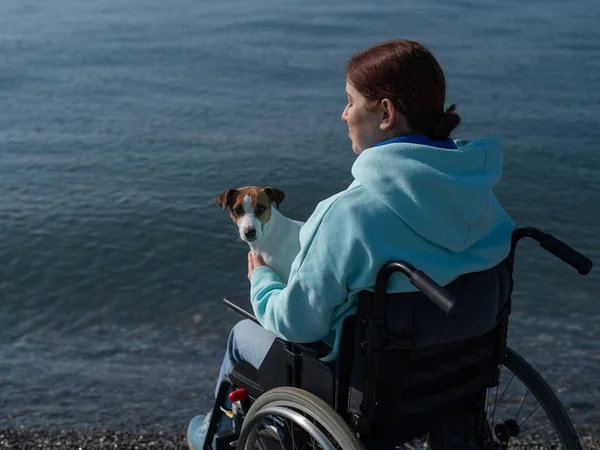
250, 136, 515, 362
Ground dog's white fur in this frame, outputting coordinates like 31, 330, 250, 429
246, 202, 303, 283
218, 187, 303, 283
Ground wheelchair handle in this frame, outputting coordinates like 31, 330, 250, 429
512, 227, 593, 275
375, 261, 460, 318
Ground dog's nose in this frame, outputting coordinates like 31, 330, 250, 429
245, 229, 256, 240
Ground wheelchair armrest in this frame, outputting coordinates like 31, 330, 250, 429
223, 294, 259, 324
223, 294, 332, 359
292, 341, 332, 360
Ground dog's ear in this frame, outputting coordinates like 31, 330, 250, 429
215, 189, 238, 211
263, 186, 286, 209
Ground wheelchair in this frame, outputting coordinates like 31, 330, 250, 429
204, 227, 593, 450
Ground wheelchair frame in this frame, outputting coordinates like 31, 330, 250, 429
204, 227, 593, 449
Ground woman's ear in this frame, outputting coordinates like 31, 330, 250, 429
381, 99, 410, 134
380, 98, 396, 131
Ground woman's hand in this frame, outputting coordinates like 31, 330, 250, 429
248, 251, 268, 280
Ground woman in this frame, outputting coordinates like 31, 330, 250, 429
187, 39, 514, 449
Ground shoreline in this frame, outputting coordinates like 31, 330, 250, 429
2, 427, 599, 450
0, 428, 188, 450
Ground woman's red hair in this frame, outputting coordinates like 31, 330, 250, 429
346, 40, 460, 141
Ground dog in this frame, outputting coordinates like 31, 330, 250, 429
216, 186, 304, 283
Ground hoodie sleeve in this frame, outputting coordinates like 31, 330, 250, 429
249, 198, 352, 344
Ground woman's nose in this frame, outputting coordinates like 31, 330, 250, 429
341, 106, 348, 123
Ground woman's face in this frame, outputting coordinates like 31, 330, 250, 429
341, 80, 390, 155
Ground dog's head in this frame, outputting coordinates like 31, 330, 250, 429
215, 186, 286, 243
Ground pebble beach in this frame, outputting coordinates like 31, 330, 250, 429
2, 427, 599, 449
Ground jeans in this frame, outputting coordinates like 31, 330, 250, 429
216, 318, 277, 400
194, 319, 277, 448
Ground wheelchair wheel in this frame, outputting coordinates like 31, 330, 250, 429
236, 386, 361, 450
484, 346, 582, 449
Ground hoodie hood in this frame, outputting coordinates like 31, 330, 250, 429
351, 137, 509, 253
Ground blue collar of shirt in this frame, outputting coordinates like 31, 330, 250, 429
375, 134, 457, 149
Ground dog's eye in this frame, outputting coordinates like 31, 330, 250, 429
256, 205, 266, 214
233, 206, 244, 215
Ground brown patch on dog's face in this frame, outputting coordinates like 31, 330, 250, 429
229, 187, 272, 224
217, 186, 286, 228
255, 190, 272, 227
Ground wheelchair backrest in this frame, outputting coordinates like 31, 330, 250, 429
384, 260, 510, 347
340, 260, 511, 442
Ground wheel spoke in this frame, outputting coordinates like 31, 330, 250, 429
284, 417, 296, 450
257, 433, 266, 450
520, 420, 552, 434
257, 427, 271, 450
518, 403, 542, 428
515, 389, 529, 422
491, 372, 516, 420
490, 365, 503, 427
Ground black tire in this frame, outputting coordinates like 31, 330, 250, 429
488, 347, 582, 449
237, 386, 361, 450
